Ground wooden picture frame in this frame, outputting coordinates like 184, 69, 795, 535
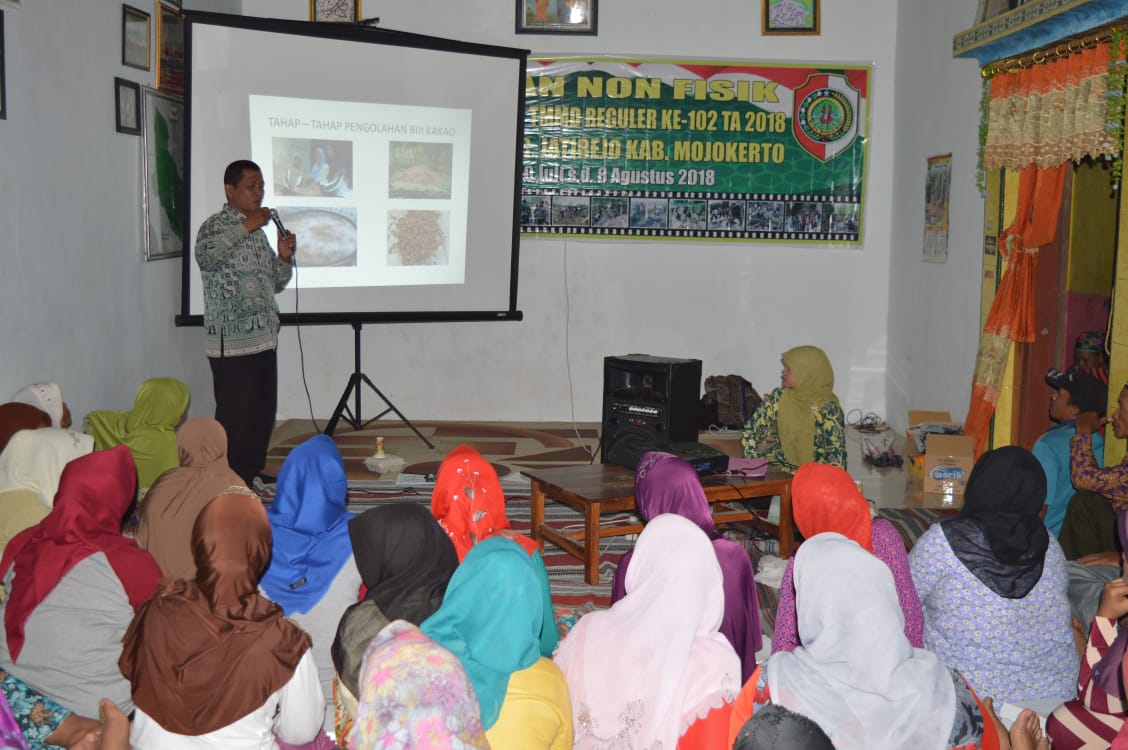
122, 4, 151, 71
142, 87, 185, 260
115, 77, 141, 135
516, 0, 598, 34
156, 3, 183, 94
310, 0, 362, 22
762, 0, 820, 35
0, 11, 6, 121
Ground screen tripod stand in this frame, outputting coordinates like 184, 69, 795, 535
324, 322, 435, 449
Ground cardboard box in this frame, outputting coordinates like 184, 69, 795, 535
907, 410, 964, 454
922, 433, 975, 496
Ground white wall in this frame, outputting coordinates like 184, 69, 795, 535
1, 0, 986, 430
0, 1, 221, 424
887, 0, 986, 426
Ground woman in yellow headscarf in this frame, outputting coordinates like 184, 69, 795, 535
740, 346, 845, 470
85, 377, 191, 490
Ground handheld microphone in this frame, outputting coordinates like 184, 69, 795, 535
269, 208, 289, 237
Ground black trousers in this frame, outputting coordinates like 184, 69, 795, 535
209, 349, 277, 485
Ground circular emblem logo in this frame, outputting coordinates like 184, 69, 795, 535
797, 88, 854, 144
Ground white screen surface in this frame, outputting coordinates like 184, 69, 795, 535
182, 14, 526, 322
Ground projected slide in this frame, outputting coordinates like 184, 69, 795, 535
250, 95, 471, 289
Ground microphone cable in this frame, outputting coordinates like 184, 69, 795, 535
287, 236, 322, 433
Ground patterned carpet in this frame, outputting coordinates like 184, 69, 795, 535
265, 419, 607, 481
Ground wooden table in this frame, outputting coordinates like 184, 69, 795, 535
524, 463, 793, 584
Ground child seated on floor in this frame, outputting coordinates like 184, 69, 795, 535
1033, 366, 1107, 548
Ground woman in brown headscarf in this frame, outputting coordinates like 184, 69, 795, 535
135, 418, 246, 579
120, 489, 324, 749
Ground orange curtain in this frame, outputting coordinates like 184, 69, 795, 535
983, 42, 1113, 171
962, 163, 1068, 455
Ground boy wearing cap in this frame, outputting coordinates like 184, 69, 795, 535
1033, 366, 1107, 538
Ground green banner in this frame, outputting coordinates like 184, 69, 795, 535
521, 58, 870, 243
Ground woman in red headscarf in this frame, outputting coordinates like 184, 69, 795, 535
0, 445, 162, 720
431, 445, 558, 656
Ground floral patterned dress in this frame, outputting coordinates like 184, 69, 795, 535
740, 388, 846, 470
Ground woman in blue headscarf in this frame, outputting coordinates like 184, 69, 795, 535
260, 434, 359, 734
421, 536, 573, 750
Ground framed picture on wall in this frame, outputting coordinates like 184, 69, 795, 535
142, 87, 185, 260
115, 77, 141, 135
516, 0, 598, 34
762, 0, 820, 35
122, 4, 151, 71
156, 3, 183, 94
310, 0, 362, 22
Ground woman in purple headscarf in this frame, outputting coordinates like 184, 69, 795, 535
1047, 509, 1128, 749
610, 451, 761, 681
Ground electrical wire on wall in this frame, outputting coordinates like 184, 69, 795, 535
563, 238, 597, 461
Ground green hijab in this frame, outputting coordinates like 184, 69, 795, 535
777, 346, 838, 468
85, 377, 190, 488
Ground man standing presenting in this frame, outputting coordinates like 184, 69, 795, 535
196, 159, 295, 487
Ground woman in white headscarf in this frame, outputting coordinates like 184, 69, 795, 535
0, 428, 94, 554
727, 532, 1010, 750
554, 513, 741, 749
9, 383, 70, 428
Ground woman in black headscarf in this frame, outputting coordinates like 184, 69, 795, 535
909, 445, 1078, 704
330, 503, 460, 745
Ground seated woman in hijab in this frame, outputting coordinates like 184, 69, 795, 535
331, 503, 459, 746
771, 461, 923, 653
84, 377, 190, 491
259, 435, 359, 736
9, 383, 71, 429
135, 418, 246, 579
422, 536, 573, 750
120, 490, 324, 749
1046, 509, 1128, 749
610, 451, 761, 682
349, 619, 488, 750
0, 446, 162, 722
431, 445, 558, 656
555, 514, 741, 750
910, 445, 1079, 705
728, 532, 1009, 750
0, 427, 94, 554
741, 345, 846, 470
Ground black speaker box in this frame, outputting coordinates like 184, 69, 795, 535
602, 354, 702, 469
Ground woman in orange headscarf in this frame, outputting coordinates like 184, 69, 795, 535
431, 445, 558, 656
770, 462, 923, 653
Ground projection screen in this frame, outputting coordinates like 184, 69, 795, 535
177, 12, 527, 325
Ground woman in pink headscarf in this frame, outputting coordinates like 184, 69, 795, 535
610, 451, 761, 682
